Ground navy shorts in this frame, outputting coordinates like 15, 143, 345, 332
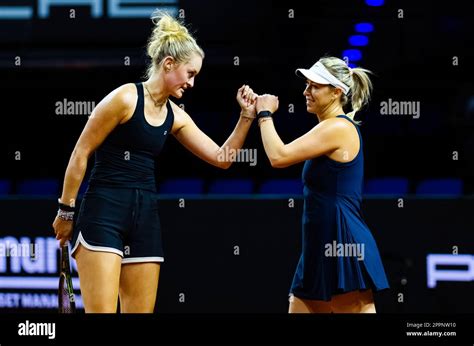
71, 185, 164, 264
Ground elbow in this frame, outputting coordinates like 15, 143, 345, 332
268, 146, 289, 168
270, 159, 286, 168
220, 162, 232, 170
214, 160, 231, 170
269, 155, 288, 169
71, 147, 91, 161
214, 149, 232, 169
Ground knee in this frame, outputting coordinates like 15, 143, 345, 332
119, 294, 155, 313
84, 300, 118, 313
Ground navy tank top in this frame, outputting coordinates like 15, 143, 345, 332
88, 83, 174, 192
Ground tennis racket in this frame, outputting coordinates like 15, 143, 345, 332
58, 243, 76, 313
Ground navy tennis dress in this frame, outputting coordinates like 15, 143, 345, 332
290, 115, 389, 301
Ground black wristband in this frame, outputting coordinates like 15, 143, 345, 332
257, 110, 272, 119
58, 201, 75, 212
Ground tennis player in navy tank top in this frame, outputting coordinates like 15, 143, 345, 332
52, 12, 259, 313
255, 56, 389, 313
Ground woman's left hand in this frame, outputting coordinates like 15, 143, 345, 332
256, 94, 279, 114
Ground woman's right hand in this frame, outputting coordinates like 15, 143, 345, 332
52, 216, 74, 247
236, 84, 257, 118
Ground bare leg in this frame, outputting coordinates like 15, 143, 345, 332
119, 262, 160, 313
330, 289, 376, 313
288, 294, 332, 313
74, 245, 122, 313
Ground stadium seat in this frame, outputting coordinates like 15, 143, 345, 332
0, 180, 12, 195
258, 179, 302, 195
363, 177, 409, 196
16, 179, 60, 196
208, 179, 254, 194
415, 178, 463, 196
158, 178, 205, 194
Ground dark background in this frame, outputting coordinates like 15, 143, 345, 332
0, 0, 473, 192
1, 197, 473, 313
0, 0, 473, 316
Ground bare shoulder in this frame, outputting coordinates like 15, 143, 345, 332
102, 83, 136, 106
96, 83, 138, 124
323, 116, 360, 162
310, 116, 359, 152
322, 116, 354, 128
316, 116, 354, 135
116, 83, 139, 111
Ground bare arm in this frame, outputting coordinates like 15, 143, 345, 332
259, 118, 343, 168
172, 108, 254, 169
256, 94, 344, 168
171, 85, 256, 169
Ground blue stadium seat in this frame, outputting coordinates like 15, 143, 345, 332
363, 177, 409, 196
208, 179, 254, 194
158, 178, 205, 194
17, 179, 60, 196
258, 179, 302, 195
416, 178, 463, 196
0, 180, 12, 195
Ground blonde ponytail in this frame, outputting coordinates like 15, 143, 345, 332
346, 67, 373, 122
319, 57, 373, 124
146, 10, 204, 78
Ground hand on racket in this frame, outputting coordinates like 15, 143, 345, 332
53, 216, 73, 247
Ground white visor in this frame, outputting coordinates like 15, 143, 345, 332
296, 61, 350, 95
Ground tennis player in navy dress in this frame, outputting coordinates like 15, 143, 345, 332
255, 56, 389, 313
